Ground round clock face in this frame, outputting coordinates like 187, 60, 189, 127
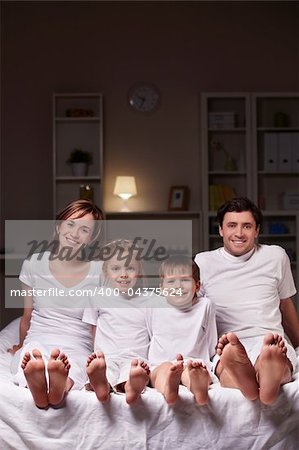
128, 84, 160, 113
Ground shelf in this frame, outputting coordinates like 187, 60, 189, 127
209, 171, 247, 176
208, 128, 246, 132
56, 176, 102, 181
261, 210, 299, 216
55, 117, 101, 122
257, 127, 299, 132
258, 171, 299, 176
106, 211, 201, 217
260, 234, 296, 238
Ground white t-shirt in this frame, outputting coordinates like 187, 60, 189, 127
195, 245, 297, 339
19, 251, 102, 352
82, 294, 162, 361
146, 296, 217, 368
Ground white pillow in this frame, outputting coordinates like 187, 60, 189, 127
0, 317, 21, 353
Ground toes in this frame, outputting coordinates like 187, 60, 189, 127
187, 360, 195, 370
50, 348, 60, 360
263, 333, 275, 346
218, 334, 228, 345
226, 332, 240, 345
131, 359, 138, 368
32, 349, 43, 359
140, 361, 148, 370
21, 352, 31, 367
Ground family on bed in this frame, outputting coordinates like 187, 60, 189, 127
7, 197, 299, 410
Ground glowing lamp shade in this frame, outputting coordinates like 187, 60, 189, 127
113, 176, 137, 210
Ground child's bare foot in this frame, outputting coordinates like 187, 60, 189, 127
86, 352, 110, 402
257, 333, 292, 405
125, 359, 150, 405
216, 333, 259, 401
163, 354, 184, 405
187, 360, 210, 405
48, 349, 71, 407
22, 349, 48, 409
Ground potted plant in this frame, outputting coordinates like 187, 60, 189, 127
67, 148, 93, 176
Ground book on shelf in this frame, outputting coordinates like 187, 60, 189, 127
208, 112, 236, 129
209, 184, 236, 210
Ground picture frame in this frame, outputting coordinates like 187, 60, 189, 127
168, 186, 189, 211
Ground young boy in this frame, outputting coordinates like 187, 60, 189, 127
146, 255, 218, 405
82, 239, 154, 404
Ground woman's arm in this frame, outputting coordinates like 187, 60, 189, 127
280, 297, 299, 348
7, 283, 33, 354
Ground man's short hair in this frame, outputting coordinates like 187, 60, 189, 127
217, 197, 263, 229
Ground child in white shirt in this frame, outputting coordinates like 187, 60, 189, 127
83, 239, 156, 404
146, 255, 217, 405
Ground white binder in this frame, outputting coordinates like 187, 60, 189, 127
264, 133, 278, 172
291, 133, 299, 172
278, 133, 292, 172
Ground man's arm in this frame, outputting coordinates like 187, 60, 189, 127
280, 297, 299, 348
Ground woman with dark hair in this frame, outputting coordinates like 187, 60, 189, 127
8, 200, 104, 409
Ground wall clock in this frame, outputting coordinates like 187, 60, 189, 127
128, 84, 160, 113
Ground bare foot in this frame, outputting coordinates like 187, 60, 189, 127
257, 333, 292, 405
48, 348, 71, 407
125, 359, 150, 405
163, 354, 184, 405
187, 360, 211, 405
216, 333, 259, 401
22, 349, 48, 409
86, 352, 110, 402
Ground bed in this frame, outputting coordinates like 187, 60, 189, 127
0, 318, 298, 450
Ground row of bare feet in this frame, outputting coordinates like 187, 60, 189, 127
22, 331, 292, 408
216, 332, 292, 405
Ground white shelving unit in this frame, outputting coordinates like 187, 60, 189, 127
201, 92, 299, 302
201, 93, 252, 250
53, 93, 103, 214
251, 93, 299, 292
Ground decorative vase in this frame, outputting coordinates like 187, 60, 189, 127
225, 156, 237, 171
71, 162, 88, 177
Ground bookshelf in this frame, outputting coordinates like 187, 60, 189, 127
200, 93, 252, 249
251, 93, 299, 292
201, 92, 299, 301
53, 93, 103, 215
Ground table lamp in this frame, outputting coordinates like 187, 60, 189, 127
113, 176, 137, 211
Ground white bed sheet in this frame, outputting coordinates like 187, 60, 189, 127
0, 320, 298, 450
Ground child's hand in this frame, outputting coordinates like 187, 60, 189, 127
7, 344, 22, 354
